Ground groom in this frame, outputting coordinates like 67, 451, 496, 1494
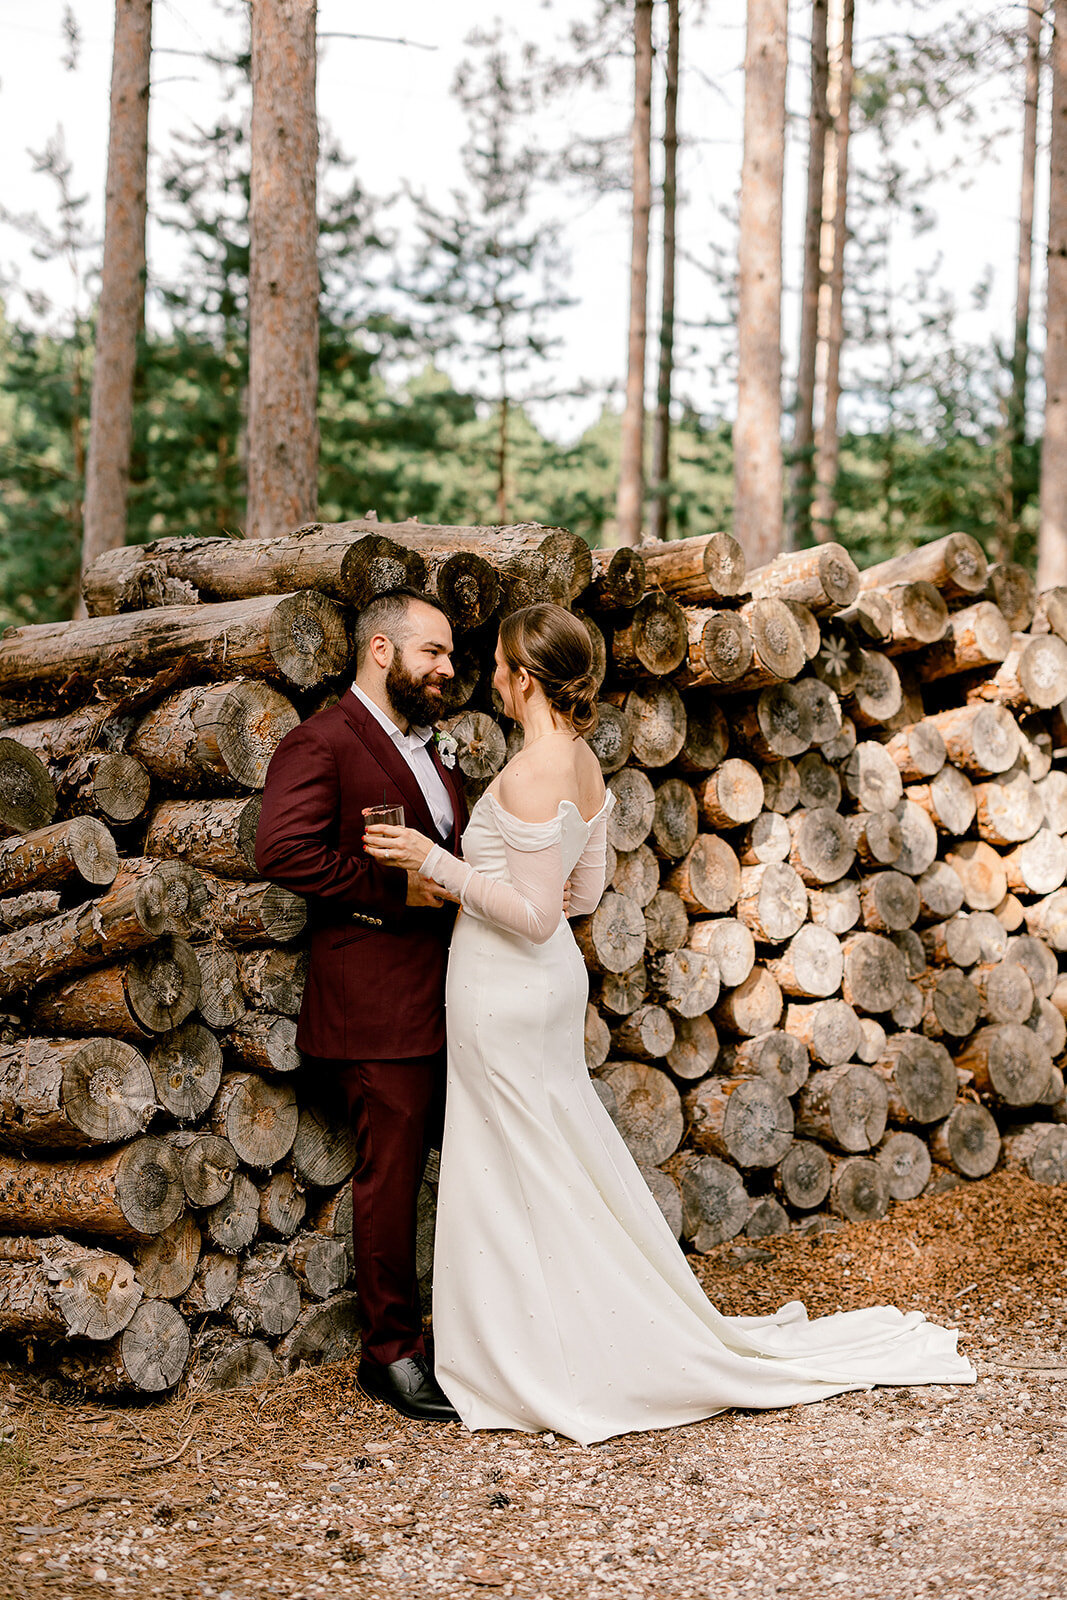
255, 587, 466, 1422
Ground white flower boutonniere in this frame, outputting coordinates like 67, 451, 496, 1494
434, 730, 458, 770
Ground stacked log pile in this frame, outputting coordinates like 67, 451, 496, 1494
0, 517, 1066, 1397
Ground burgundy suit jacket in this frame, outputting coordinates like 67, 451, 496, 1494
254, 693, 467, 1061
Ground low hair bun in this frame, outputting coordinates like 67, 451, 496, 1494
498, 604, 600, 737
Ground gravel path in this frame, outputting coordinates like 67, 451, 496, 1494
2, 1171, 1065, 1600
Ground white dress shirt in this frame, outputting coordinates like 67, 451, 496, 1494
351, 685, 455, 840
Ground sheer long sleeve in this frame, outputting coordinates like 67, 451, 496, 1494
421, 824, 566, 945
564, 811, 611, 916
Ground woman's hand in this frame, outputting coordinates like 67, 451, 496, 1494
364, 823, 435, 874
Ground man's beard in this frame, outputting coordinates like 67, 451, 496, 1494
386, 655, 446, 726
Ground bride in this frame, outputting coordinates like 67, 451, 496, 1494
364, 603, 975, 1446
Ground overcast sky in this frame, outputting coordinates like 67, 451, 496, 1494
0, 1, 1040, 441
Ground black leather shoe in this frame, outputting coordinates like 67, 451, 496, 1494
358, 1355, 459, 1422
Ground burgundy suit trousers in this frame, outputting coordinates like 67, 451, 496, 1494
303, 1050, 445, 1368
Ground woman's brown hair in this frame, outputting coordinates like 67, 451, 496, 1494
498, 604, 599, 736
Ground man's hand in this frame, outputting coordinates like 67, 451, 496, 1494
406, 872, 447, 908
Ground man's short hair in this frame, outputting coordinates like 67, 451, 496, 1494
353, 587, 451, 669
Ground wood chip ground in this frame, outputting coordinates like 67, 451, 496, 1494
2, 1169, 1065, 1600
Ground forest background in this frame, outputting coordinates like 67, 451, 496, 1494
0, 0, 1055, 627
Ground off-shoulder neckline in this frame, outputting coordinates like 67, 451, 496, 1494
483, 789, 613, 828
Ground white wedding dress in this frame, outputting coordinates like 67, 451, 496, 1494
420, 788, 975, 1446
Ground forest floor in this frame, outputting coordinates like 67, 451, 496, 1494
1, 1169, 1065, 1600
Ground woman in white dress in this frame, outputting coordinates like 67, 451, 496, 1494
364, 604, 975, 1446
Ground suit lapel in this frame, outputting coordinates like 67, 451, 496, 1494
341, 692, 438, 840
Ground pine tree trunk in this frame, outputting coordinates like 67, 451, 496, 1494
787, 0, 829, 549
1039, 0, 1067, 586
812, 0, 854, 541
649, 0, 680, 542
79, 0, 153, 605
616, 0, 654, 547
247, 0, 319, 539
1008, 1, 1044, 540
734, 0, 788, 565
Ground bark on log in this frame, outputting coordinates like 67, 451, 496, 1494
195, 875, 306, 946
133, 1214, 201, 1301
855, 532, 988, 599
612, 593, 689, 677
955, 1023, 1053, 1106
665, 836, 741, 915
610, 1004, 676, 1061
144, 797, 262, 880
696, 760, 764, 829
0, 890, 61, 932
33, 938, 202, 1041
0, 1136, 184, 1240
774, 1140, 832, 1209
236, 946, 308, 1016
875, 1131, 931, 1201
687, 918, 756, 987
735, 863, 807, 942
744, 543, 859, 613
765, 924, 842, 997
873, 581, 949, 652
0, 1036, 155, 1151
228, 1014, 301, 1076
923, 704, 1021, 777
597, 1061, 683, 1165
648, 947, 721, 1018
0, 1235, 141, 1341
678, 607, 754, 687
587, 547, 648, 611
783, 999, 860, 1067
274, 1289, 362, 1375
111, 857, 210, 939
52, 1298, 191, 1394
0, 875, 167, 1000
0, 592, 350, 698
0, 817, 117, 897
181, 1254, 240, 1316
873, 1033, 957, 1124
968, 632, 1067, 711
640, 531, 746, 603
828, 1157, 890, 1222
287, 1232, 349, 1299
929, 1102, 1001, 1177
884, 723, 947, 782
921, 602, 1012, 680
683, 1076, 794, 1168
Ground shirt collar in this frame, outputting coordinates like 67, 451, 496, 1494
351, 684, 432, 749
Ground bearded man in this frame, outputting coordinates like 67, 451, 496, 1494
255, 588, 466, 1422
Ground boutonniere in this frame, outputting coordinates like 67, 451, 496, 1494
434, 729, 458, 770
